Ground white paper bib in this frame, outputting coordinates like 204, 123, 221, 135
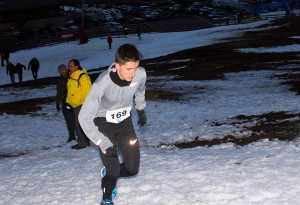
106, 106, 131, 124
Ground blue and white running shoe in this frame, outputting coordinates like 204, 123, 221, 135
100, 198, 114, 205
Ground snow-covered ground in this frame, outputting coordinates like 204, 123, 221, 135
1, 19, 300, 205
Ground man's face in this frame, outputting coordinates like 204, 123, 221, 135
68, 61, 78, 74
115, 61, 139, 82
59, 68, 68, 78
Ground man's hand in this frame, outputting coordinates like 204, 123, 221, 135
137, 109, 147, 126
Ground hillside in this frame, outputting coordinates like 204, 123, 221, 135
0, 16, 299, 147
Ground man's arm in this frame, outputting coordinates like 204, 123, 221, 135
21, 64, 26, 70
28, 61, 31, 70
135, 67, 147, 126
78, 82, 113, 152
134, 67, 147, 111
56, 80, 62, 111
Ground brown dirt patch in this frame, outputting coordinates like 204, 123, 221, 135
0, 97, 55, 115
174, 112, 300, 148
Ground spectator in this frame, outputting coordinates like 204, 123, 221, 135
6, 62, 16, 84
56, 64, 77, 143
28, 57, 40, 80
1, 49, 5, 66
66, 59, 92, 149
1, 48, 9, 66
15, 62, 26, 82
136, 28, 141, 40
124, 27, 129, 38
107, 35, 113, 49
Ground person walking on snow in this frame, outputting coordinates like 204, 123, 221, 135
136, 28, 141, 40
107, 36, 112, 49
15, 62, 26, 82
124, 27, 129, 38
6, 62, 16, 84
28, 57, 40, 80
78, 44, 147, 205
1, 48, 9, 66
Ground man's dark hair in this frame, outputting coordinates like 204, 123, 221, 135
57, 64, 67, 71
115, 44, 142, 65
69, 59, 82, 70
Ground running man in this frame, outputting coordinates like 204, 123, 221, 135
78, 44, 147, 205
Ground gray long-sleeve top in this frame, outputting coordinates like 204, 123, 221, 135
78, 65, 146, 146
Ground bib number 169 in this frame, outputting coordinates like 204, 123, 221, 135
106, 106, 131, 124
111, 110, 127, 119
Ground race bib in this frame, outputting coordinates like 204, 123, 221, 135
106, 106, 131, 124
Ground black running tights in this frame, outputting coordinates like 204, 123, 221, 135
94, 116, 140, 200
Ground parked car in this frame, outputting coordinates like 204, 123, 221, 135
65, 21, 79, 31
103, 14, 114, 22
103, 21, 123, 31
132, 17, 145, 23
208, 11, 227, 19
85, 8, 99, 19
199, 7, 214, 16
4, 26, 22, 39
84, 8, 112, 22
108, 8, 124, 21
143, 10, 160, 20
56, 27, 71, 33
122, 5, 134, 14
56, 27, 75, 41
168, 4, 182, 11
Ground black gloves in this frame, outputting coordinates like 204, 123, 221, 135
137, 109, 147, 126
56, 104, 60, 112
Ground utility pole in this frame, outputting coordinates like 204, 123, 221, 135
80, 0, 87, 44
81, 0, 84, 28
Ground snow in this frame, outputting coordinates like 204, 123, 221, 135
1, 19, 300, 205
237, 44, 300, 53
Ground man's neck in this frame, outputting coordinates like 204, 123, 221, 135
110, 70, 131, 87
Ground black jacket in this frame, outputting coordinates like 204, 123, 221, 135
28, 58, 39, 71
56, 75, 68, 108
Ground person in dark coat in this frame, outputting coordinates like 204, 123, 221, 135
107, 36, 113, 49
136, 28, 141, 40
6, 62, 16, 84
56, 64, 77, 143
124, 27, 129, 38
1, 49, 5, 66
15, 62, 26, 82
28, 57, 40, 80
1, 48, 9, 66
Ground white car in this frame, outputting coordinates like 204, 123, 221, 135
65, 21, 79, 31
168, 4, 181, 11
108, 8, 124, 21
103, 22, 123, 31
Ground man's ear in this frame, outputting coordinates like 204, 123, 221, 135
114, 62, 120, 70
